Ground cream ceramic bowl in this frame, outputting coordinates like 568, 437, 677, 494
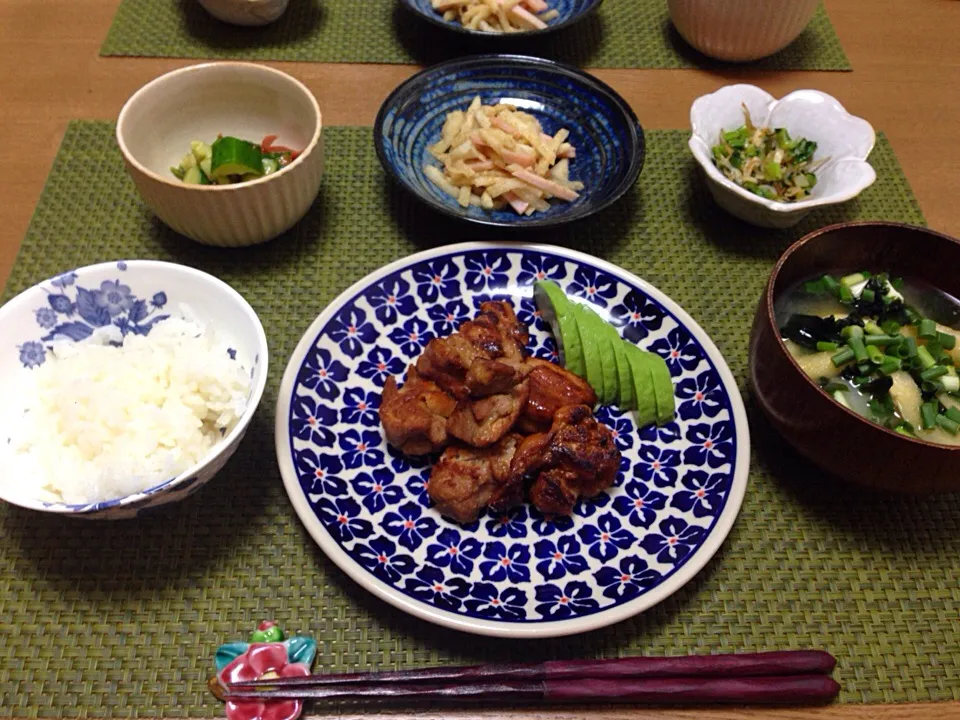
668, 0, 819, 62
117, 62, 323, 247
197, 0, 290, 26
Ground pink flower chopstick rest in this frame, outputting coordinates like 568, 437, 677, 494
215, 622, 317, 720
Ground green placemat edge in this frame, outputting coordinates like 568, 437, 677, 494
99, 0, 851, 71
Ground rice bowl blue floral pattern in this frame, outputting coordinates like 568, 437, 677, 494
276, 243, 749, 637
374, 55, 644, 229
0, 260, 268, 519
399, 0, 603, 38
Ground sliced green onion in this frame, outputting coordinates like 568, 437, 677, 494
880, 319, 901, 335
848, 337, 868, 363
936, 414, 960, 435
879, 356, 902, 375
901, 336, 919, 359
938, 331, 957, 350
894, 424, 914, 436
921, 401, 938, 429
863, 320, 884, 336
865, 334, 898, 346
839, 285, 854, 303
942, 375, 960, 392
860, 288, 876, 303
866, 345, 885, 364
919, 318, 937, 340
822, 274, 841, 296
920, 365, 949, 382
831, 346, 855, 366
917, 345, 937, 370
905, 307, 921, 325
816, 341, 839, 352
840, 272, 865, 288
946, 406, 960, 424
841, 325, 864, 340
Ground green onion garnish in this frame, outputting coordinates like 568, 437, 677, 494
919, 318, 938, 340
920, 365, 949, 382
831, 346, 855, 367
917, 345, 937, 370
936, 414, 960, 435
938, 331, 957, 350
866, 345, 885, 364
921, 401, 938, 430
946, 406, 960, 425
816, 341, 839, 352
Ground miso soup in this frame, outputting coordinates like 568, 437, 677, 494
776, 271, 960, 446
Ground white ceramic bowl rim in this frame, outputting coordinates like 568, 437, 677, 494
116, 62, 322, 192
0, 259, 270, 514
688, 84, 876, 214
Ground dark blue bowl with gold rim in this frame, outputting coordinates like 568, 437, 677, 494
373, 54, 644, 230
399, 0, 604, 38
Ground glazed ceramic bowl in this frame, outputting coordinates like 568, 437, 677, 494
0, 260, 269, 518
750, 222, 960, 494
399, 0, 603, 38
197, 0, 290, 26
374, 54, 644, 229
689, 84, 876, 229
117, 62, 323, 247
668, 0, 819, 62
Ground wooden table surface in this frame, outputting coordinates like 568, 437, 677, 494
0, 0, 958, 717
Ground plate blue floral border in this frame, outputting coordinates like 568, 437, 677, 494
277, 244, 749, 637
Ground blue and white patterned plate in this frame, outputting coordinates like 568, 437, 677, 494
276, 243, 749, 638
399, 0, 604, 38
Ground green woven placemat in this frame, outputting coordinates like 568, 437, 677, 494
0, 122, 953, 718
100, 0, 851, 70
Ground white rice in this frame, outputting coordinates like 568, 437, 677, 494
2, 316, 251, 505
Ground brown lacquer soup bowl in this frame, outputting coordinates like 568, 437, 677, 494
749, 221, 960, 493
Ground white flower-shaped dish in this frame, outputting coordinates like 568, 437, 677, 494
689, 84, 876, 229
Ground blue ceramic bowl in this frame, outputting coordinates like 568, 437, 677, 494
374, 54, 644, 229
399, 0, 603, 38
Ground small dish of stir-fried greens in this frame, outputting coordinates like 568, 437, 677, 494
779, 271, 960, 446
711, 105, 824, 202
170, 134, 300, 185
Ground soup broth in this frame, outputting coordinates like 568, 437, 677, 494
776, 271, 960, 447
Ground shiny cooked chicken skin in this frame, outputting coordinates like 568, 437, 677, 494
378, 299, 621, 523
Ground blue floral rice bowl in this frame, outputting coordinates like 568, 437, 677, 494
0, 260, 268, 519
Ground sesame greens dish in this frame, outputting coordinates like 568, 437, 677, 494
711, 105, 823, 203
778, 270, 960, 446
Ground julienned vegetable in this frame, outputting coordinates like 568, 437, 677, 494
170, 135, 300, 185
779, 271, 960, 446
432, 0, 559, 33
711, 105, 823, 203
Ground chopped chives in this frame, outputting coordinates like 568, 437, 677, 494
938, 331, 957, 350
816, 341, 839, 352
866, 345, 885, 364
919, 318, 937, 339
917, 345, 937, 369
935, 414, 960, 435
920, 365, 949, 382
921, 402, 938, 429
879, 356, 902, 375
947, 406, 960, 425
831, 346, 855, 366
822, 274, 841, 296
840, 272, 865, 288
864, 334, 897, 346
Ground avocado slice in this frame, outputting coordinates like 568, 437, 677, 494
573, 303, 620, 406
571, 303, 610, 403
534, 280, 585, 377
606, 326, 637, 410
624, 345, 676, 425
623, 343, 658, 427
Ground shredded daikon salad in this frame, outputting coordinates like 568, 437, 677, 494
425, 96, 582, 216
432, 0, 559, 32
1, 316, 251, 505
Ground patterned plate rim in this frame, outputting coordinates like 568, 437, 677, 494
275, 242, 750, 638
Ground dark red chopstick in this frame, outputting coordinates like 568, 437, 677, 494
227, 650, 836, 690
222, 675, 841, 706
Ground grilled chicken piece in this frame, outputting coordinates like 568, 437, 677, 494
511, 405, 620, 516
447, 380, 530, 448
428, 433, 524, 523
516, 358, 598, 433
418, 300, 530, 398
379, 365, 457, 455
